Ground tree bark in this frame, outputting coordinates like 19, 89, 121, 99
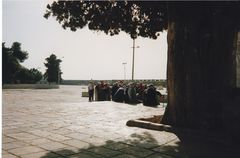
161, 3, 239, 129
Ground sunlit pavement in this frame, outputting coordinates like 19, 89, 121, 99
2, 86, 238, 158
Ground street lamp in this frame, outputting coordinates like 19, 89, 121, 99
122, 62, 127, 80
131, 39, 140, 81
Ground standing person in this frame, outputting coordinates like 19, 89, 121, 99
88, 81, 94, 102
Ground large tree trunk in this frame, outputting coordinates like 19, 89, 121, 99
161, 3, 239, 130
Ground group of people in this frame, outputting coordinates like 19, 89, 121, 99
88, 81, 162, 106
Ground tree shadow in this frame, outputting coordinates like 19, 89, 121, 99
40, 128, 239, 158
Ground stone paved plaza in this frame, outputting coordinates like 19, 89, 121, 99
2, 86, 239, 158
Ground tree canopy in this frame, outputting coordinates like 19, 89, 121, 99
44, 1, 168, 39
44, 54, 62, 83
45, 1, 239, 40
2, 42, 42, 84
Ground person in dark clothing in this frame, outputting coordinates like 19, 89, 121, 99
95, 82, 100, 101
111, 82, 119, 99
113, 86, 125, 103
104, 83, 111, 101
126, 82, 137, 104
143, 84, 159, 106
98, 81, 106, 101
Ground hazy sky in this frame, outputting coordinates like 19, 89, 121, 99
2, 0, 168, 80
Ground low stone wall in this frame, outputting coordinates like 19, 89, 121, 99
2, 84, 59, 89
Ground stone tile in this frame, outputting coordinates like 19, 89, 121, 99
62, 139, 91, 149
8, 146, 45, 156
20, 151, 60, 158
52, 128, 73, 135
66, 132, 90, 140
2, 150, 8, 154
2, 153, 19, 158
120, 146, 154, 158
3, 141, 29, 150
86, 147, 122, 157
2, 137, 17, 143
103, 142, 132, 150
67, 134, 108, 146
135, 141, 160, 149
37, 142, 67, 150
53, 150, 77, 157
24, 138, 52, 146
68, 152, 103, 158
27, 130, 52, 137
6, 133, 40, 141
3, 129, 24, 135
111, 154, 138, 158
45, 133, 71, 142
145, 153, 173, 158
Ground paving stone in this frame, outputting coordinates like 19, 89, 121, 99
70, 135, 107, 146
111, 154, 138, 158
20, 151, 60, 158
66, 132, 90, 140
3, 129, 24, 134
2, 150, 8, 154
27, 130, 52, 137
37, 141, 67, 150
120, 146, 154, 158
24, 138, 52, 146
2, 137, 17, 143
68, 152, 103, 158
3, 141, 29, 150
145, 153, 174, 158
6, 133, 40, 141
86, 147, 122, 157
45, 133, 71, 142
2, 153, 19, 158
52, 128, 73, 135
103, 142, 132, 150
8, 146, 45, 156
62, 139, 91, 149
53, 146, 82, 156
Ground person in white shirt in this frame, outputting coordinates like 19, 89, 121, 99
88, 81, 94, 102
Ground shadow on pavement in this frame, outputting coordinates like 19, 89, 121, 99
40, 129, 239, 158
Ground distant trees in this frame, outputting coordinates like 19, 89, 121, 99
2, 42, 43, 84
44, 54, 62, 83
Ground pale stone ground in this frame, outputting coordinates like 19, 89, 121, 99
2, 86, 238, 158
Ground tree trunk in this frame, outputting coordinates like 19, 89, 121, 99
161, 3, 239, 129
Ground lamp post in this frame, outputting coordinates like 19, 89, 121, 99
131, 39, 140, 81
122, 62, 127, 80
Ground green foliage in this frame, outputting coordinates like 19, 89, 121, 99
11, 42, 28, 62
29, 68, 43, 82
44, 54, 62, 83
45, 1, 240, 40
2, 42, 42, 84
44, 1, 168, 39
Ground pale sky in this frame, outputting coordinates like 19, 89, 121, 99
2, 0, 168, 80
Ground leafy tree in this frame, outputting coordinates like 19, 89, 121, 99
15, 68, 43, 84
11, 42, 28, 62
45, 1, 240, 130
29, 68, 43, 83
44, 54, 62, 83
2, 42, 28, 83
2, 42, 42, 84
